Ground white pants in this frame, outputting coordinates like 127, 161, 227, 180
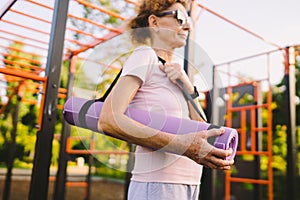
128, 181, 200, 200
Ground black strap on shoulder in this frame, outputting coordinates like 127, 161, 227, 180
158, 56, 166, 65
78, 69, 122, 127
158, 56, 207, 122
96, 69, 123, 102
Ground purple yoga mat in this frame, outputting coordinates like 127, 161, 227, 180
63, 96, 238, 160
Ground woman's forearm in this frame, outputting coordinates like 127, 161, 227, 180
98, 110, 188, 154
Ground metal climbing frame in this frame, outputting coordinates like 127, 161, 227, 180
224, 80, 273, 200
0, 0, 133, 199
0, 0, 298, 199
212, 47, 295, 200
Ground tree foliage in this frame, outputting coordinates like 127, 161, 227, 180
270, 46, 300, 174
0, 41, 41, 165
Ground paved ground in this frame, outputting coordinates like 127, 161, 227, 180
0, 167, 125, 200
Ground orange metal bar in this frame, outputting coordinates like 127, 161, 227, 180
241, 109, 246, 151
225, 86, 233, 200
58, 88, 67, 94
21, 99, 40, 105
217, 69, 254, 84
66, 182, 88, 187
267, 86, 273, 200
250, 108, 257, 151
0, 52, 44, 66
124, 0, 139, 6
68, 29, 122, 55
0, 68, 46, 82
0, 36, 48, 51
68, 14, 122, 33
48, 176, 56, 182
75, 0, 127, 20
230, 104, 268, 112
90, 137, 96, 151
0, 44, 46, 59
236, 151, 269, 156
1, 19, 49, 35
0, 29, 48, 46
0, 13, 98, 45
57, 93, 66, 99
0, 75, 22, 82
28, 0, 122, 39
66, 137, 128, 155
196, 2, 281, 49
57, 104, 64, 110
254, 127, 268, 132
0, 58, 43, 73
70, 55, 77, 73
65, 38, 96, 47
5, 9, 102, 42
226, 88, 232, 127
49, 176, 88, 187
67, 27, 100, 39
10, 8, 51, 24
77, 56, 121, 70
225, 170, 231, 200
67, 149, 129, 155
26, 0, 53, 10
215, 49, 284, 67
229, 177, 269, 185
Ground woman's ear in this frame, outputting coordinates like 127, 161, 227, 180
148, 14, 159, 28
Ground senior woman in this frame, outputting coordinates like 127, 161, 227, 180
99, 0, 234, 199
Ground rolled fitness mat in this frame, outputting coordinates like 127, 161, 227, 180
63, 96, 238, 160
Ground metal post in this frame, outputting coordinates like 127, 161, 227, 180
53, 54, 76, 200
199, 65, 217, 200
124, 144, 135, 200
2, 84, 22, 200
28, 0, 70, 199
284, 46, 297, 200
85, 134, 94, 200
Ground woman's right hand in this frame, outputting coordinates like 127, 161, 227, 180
180, 129, 234, 170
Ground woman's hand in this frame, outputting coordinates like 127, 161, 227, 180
159, 62, 194, 93
178, 129, 234, 170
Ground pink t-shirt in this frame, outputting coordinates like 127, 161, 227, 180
121, 46, 203, 185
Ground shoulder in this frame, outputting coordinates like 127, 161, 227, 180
131, 45, 157, 60
123, 45, 158, 69
121, 46, 158, 83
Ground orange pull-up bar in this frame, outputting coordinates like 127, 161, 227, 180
0, 67, 46, 82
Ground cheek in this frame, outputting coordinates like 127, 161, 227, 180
160, 28, 180, 40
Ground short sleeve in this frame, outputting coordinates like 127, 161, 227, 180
121, 46, 157, 84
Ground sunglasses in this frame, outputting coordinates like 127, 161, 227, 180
156, 9, 192, 26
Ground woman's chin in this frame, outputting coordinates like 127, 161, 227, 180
174, 40, 186, 48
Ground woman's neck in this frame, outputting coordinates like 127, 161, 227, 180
153, 47, 174, 62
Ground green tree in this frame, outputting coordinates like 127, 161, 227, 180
271, 46, 300, 174
0, 41, 41, 166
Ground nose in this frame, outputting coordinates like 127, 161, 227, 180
182, 21, 192, 31
183, 17, 193, 31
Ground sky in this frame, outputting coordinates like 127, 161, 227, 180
195, 0, 299, 62
193, 0, 299, 87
